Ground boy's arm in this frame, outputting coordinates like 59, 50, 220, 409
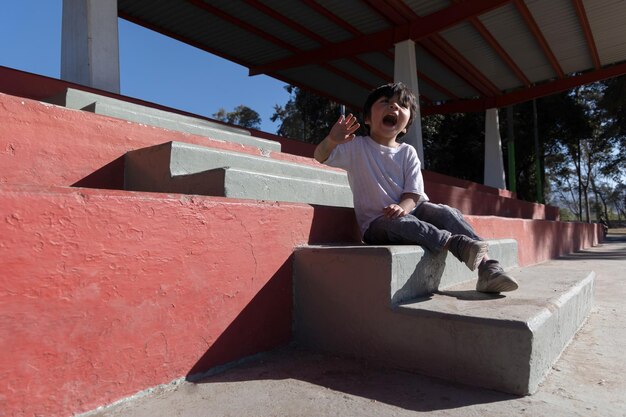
383, 193, 421, 218
314, 114, 360, 163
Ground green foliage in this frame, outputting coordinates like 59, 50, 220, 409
422, 113, 484, 183
270, 86, 360, 144
213, 105, 261, 129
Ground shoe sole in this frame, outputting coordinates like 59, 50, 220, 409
466, 241, 489, 271
476, 275, 519, 293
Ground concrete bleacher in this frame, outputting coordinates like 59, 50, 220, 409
293, 242, 594, 395
45, 87, 281, 152
0, 71, 602, 417
123, 140, 558, 220
124, 141, 352, 207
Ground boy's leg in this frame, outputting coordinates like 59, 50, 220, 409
413, 202, 487, 270
363, 214, 450, 253
365, 214, 487, 271
412, 202, 481, 240
413, 203, 518, 292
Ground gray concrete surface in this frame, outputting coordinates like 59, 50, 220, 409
294, 241, 592, 395
124, 141, 353, 207
295, 240, 518, 308
83, 233, 626, 417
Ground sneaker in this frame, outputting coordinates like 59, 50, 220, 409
448, 235, 489, 271
477, 260, 519, 293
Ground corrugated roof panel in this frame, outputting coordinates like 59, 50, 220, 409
404, 0, 451, 17
584, 0, 626, 66
354, 51, 451, 101
208, 0, 320, 52
357, 51, 394, 83
188, 14, 290, 66
479, 3, 554, 85
415, 44, 480, 99
440, 21, 521, 91
526, 0, 593, 74
315, 0, 390, 35
258, 0, 355, 44
119, 0, 293, 66
329, 59, 387, 90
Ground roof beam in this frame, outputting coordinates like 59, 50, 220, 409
514, 0, 565, 79
249, 0, 511, 76
423, 61, 626, 115
572, 0, 601, 70
366, 0, 493, 99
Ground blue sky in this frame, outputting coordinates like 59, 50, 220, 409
0, 0, 291, 134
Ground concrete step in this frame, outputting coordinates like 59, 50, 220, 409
44, 88, 281, 152
140, 166, 353, 208
293, 243, 594, 395
125, 141, 353, 207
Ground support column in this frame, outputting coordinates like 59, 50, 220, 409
394, 39, 425, 167
61, 0, 120, 93
506, 106, 516, 193
484, 108, 506, 189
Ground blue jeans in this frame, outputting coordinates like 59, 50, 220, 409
363, 202, 481, 253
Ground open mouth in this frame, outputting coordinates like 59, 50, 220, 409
383, 114, 398, 126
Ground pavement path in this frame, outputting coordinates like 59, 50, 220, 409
84, 232, 626, 417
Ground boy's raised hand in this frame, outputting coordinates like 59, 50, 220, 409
328, 114, 360, 144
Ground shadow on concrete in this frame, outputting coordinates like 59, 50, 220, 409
557, 233, 626, 261
435, 290, 505, 301
72, 156, 125, 189
185, 258, 293, 380
191, 346, 517, 412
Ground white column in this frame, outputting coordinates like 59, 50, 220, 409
61, 0, 120, 93
484, 108, 506, 189
394, 39, 425, 167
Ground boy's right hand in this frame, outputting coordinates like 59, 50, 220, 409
328, 114, 360, 145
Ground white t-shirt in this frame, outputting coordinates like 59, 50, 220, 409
325, 136, 429, 237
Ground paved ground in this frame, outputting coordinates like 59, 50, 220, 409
86, 231, 626, 417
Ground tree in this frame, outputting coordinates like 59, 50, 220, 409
271, 86, 357, 144
422, 112, 484, 183
213, 105, 261, 129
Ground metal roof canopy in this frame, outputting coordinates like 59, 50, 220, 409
117, 0, 626, 115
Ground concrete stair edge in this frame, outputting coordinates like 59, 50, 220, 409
45, 87, 251, 136
44, 88, 281, 152
86, 101, 280, 152
125, 141, 349, 186
177, 167, 354, 207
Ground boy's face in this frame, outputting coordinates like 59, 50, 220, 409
365, 93, 412, 143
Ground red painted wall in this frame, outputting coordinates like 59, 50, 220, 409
0, 185, 358, 416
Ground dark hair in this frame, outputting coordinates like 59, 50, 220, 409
363, 82, 418, 138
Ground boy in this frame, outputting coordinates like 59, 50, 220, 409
314, 82, 518, 293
